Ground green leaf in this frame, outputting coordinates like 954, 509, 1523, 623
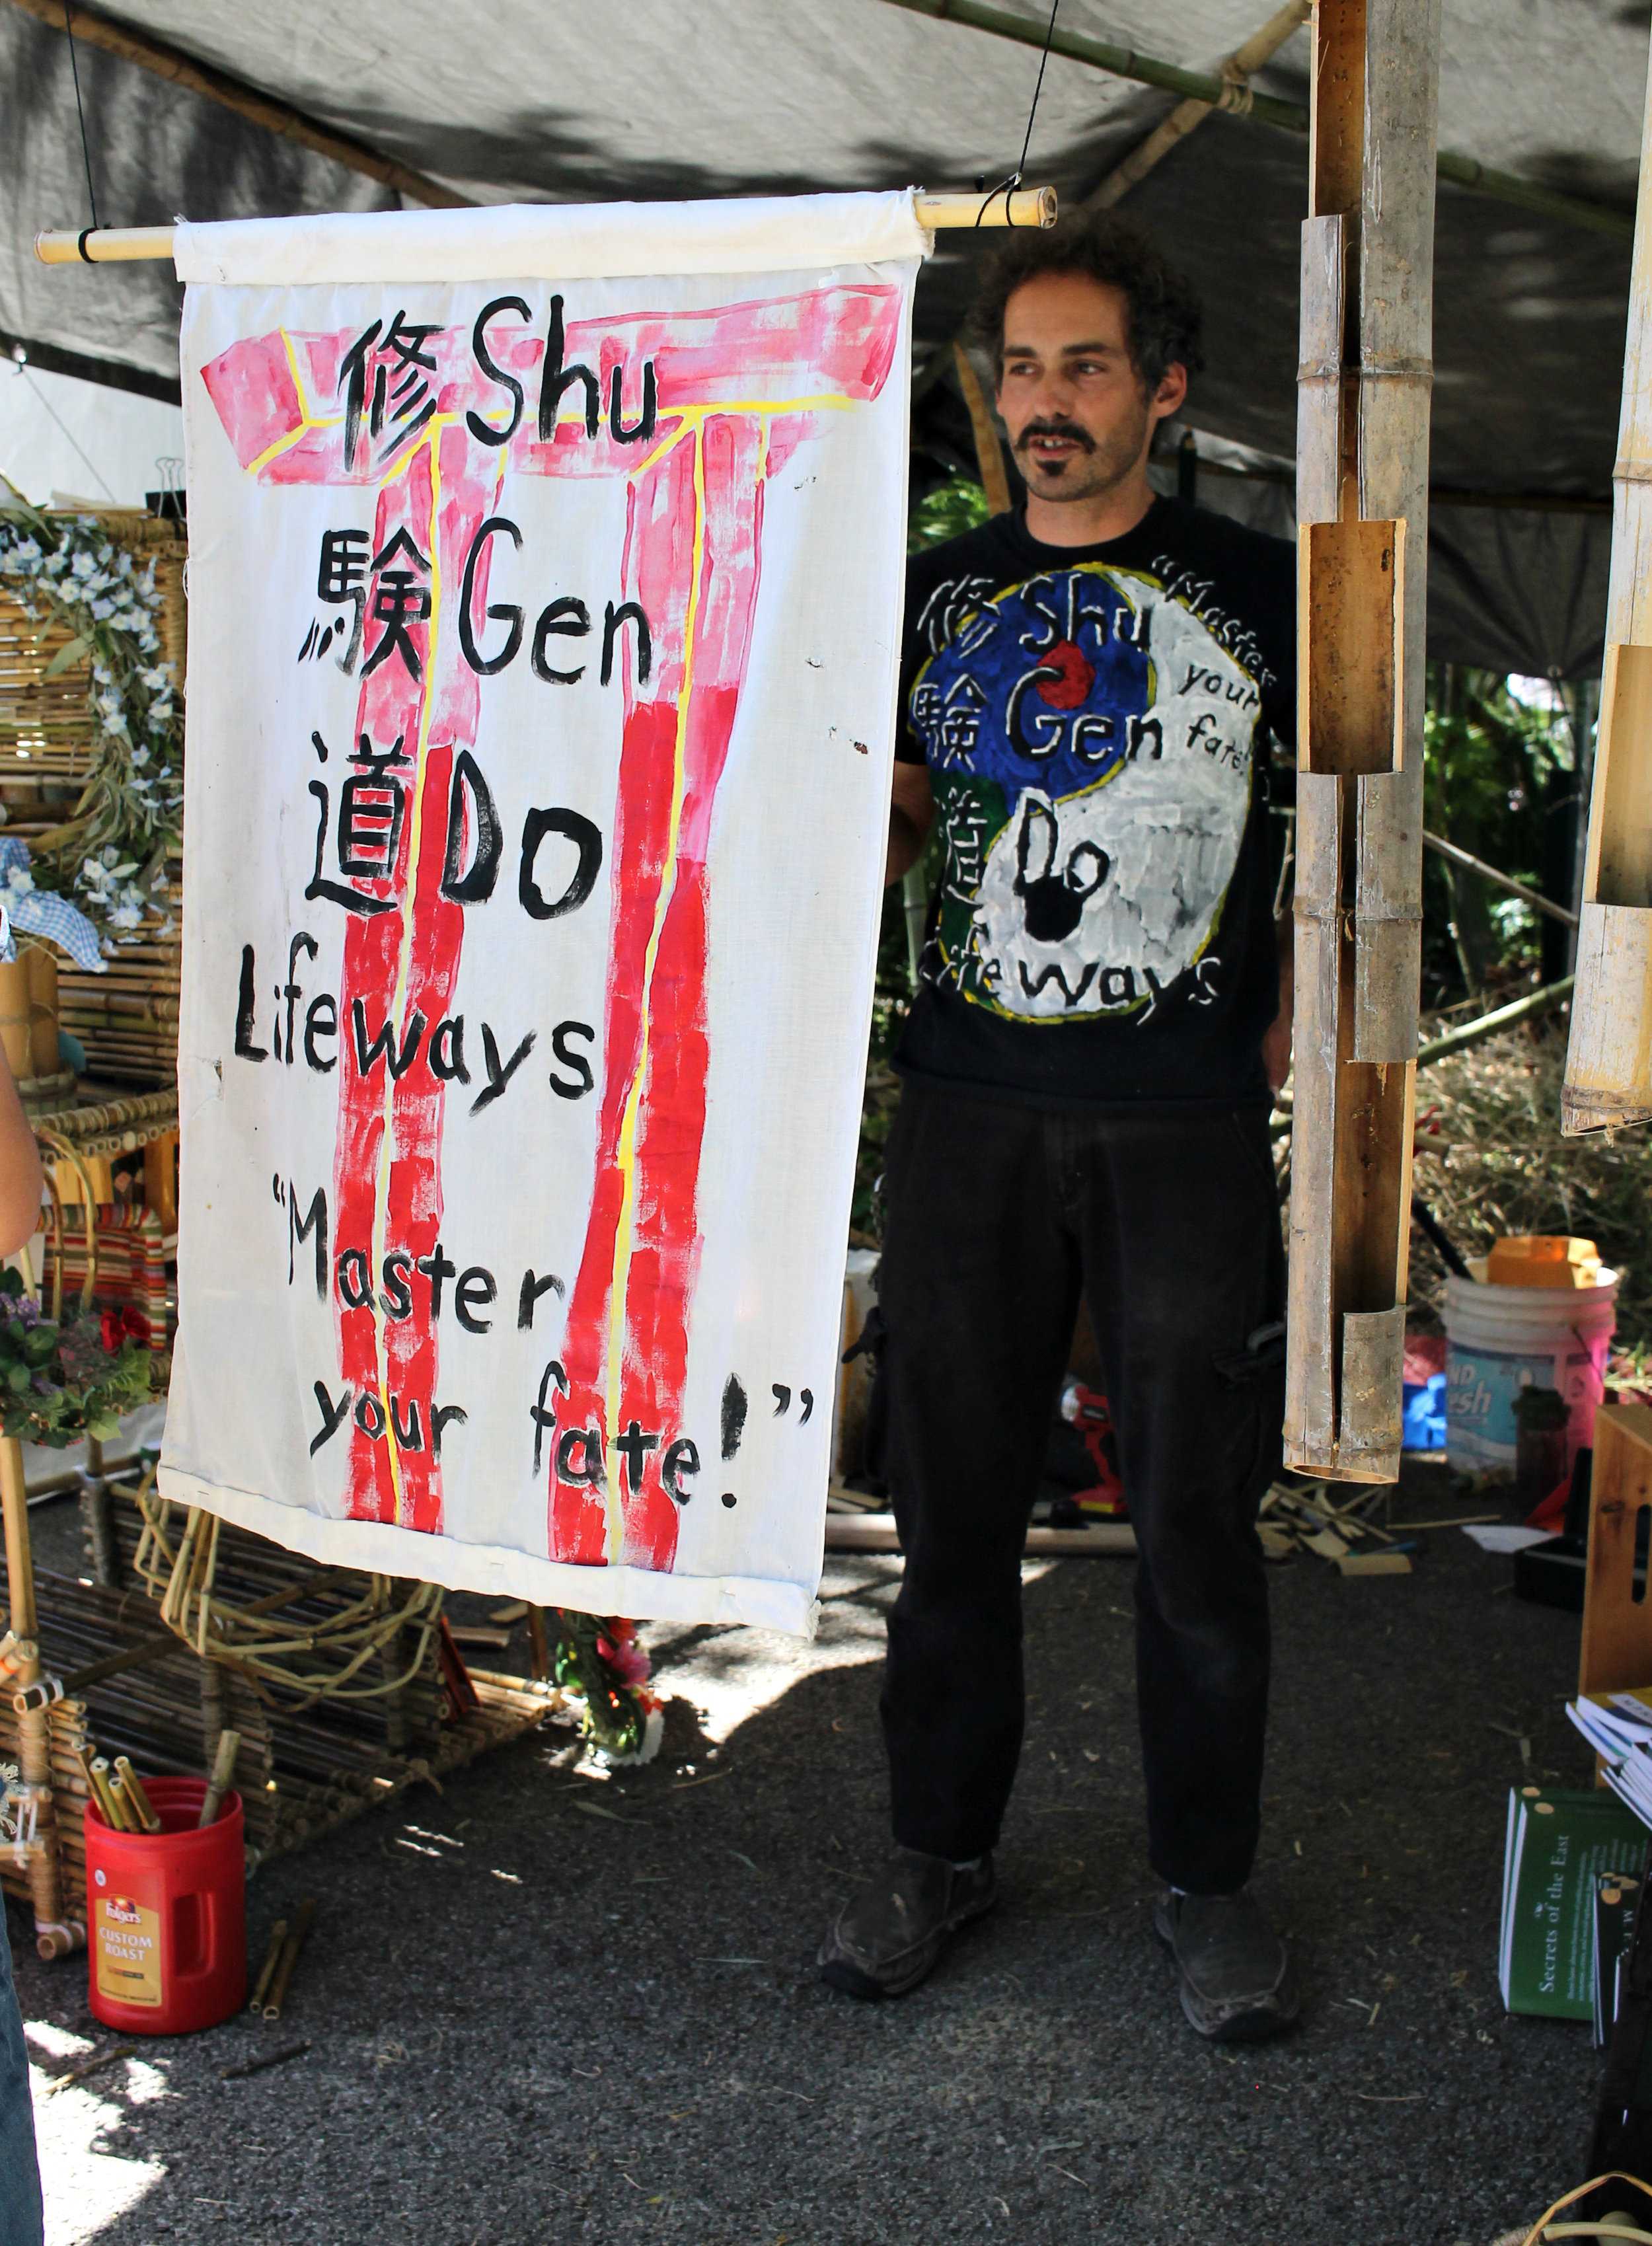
42, 634, 91, 681
7, 1363, 30, 1394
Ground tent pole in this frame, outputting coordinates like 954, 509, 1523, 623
33, 192, 1058, 266
4, 0, 469, 209
1285, 0, 1441, 1485
1563, 19, 1652, 1135
1082, 0, 1310, 213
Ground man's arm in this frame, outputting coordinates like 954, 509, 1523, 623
0, 1047, 42, 1257
886, 760, 935, 887
1261, 912, 1294, 1094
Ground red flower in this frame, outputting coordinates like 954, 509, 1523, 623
98, 1306, 151, 1352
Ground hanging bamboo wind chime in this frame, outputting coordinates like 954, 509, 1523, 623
1563, 27, 1652, 1137
1285, 0, 1441, 1481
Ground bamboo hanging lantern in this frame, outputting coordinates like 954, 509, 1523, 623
1284, 0, 1441, 1483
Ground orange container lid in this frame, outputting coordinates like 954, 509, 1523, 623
1485, 1234, 1602, 1289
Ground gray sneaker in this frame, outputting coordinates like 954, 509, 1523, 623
1153, 1888, 1299, 2041
819, 1846, 997, 1999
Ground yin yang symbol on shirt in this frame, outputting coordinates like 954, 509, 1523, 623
908, 564, 1263, 1021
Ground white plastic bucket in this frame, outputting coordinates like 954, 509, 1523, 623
1442, 1259, 1618, 1476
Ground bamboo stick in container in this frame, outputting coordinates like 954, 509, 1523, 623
90, 1756, 133, 1830
112, 1757, 160, 1833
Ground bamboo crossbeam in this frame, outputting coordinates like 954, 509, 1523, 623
877, 0, 1632, 240
1084, 0, 1311, 213
36, 190, 1055, 268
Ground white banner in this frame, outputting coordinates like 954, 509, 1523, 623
158, 196, 924, 1636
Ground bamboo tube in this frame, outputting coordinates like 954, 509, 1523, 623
198, 1727, 241, 1826
262, 1898, 316, 2021
112, 1757, 160, 1833
76, 1748, 120, 1828
248, 1918, 287, 2013
0, 960, 32, 1080
93, 1758, 136, 1831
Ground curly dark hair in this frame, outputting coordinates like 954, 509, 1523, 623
971, 213, 1206, 393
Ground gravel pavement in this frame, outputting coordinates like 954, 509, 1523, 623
6, 1472, 1609, 2245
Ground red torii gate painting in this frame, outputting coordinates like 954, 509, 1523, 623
198, 281, 903, 1577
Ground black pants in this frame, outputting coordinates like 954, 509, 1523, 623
877, 1082, 1285, 1895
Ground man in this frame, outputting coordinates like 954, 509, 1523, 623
818, 216, 1298, 2040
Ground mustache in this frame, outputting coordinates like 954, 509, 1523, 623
1014, 420, 1096, 454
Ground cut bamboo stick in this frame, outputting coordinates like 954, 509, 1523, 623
1284, 0, 1440, 1485
262, 1898, 316, 2021
248, 1918, 287, 2013
112, 1756, 160, 1833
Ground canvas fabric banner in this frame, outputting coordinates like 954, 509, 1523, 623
158, 195, 926, 1636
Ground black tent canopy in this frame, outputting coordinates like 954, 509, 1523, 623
1, 0, 1645, 673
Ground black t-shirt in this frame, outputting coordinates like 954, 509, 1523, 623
894, 496, 1296, 1109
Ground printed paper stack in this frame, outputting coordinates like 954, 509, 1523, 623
1567, 1689, 1652, 1828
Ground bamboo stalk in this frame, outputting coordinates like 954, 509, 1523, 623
1416, 975, 1575, 1066
198, 1727, 241, 1827
1423, 831, 1578, 927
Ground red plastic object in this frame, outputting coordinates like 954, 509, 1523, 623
1061, 1383, 1128, 1518
85, 1776, 246, 2035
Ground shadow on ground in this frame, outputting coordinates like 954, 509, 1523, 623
9, 1475, 1603, 2245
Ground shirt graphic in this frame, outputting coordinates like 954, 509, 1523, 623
909, 563, 1264, 1022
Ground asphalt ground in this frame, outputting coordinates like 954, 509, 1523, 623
6, 1466, 1611, 2246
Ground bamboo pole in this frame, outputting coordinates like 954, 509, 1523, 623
35, 190, 1056, 267
1285, 0, 1441, 1485
1563, 22, 1652, 1138
1423, 830, 1579, 928
952, 341, 1011, 515
875, 0, 1632, 240
0, 1433, 75, 1953
1417, 974, 1575, 1066
4, 0, 467, 209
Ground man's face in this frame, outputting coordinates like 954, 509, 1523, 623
995, 273, 1185, 508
